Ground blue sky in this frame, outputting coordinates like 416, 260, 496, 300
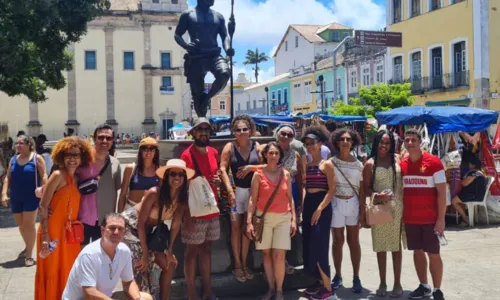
187, 0, 387, 82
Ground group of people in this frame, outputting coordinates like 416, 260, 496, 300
0, 115, 488, 300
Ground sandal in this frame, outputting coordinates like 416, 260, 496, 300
25, 257, 35, 267
376, 283, 387, 297
243, 266, 254, 280
261, 290, 275, 300
285, 261, 295, 275
17, 249, 26, 259
275, 291, 284, 300
232, 268, 246, 283
390, 285, 403, 298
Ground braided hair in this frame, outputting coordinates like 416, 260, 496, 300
369, 129, 397, 191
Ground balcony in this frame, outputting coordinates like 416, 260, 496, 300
446, 71, 469, 89
428, 74, 444, 90
409, 76, 424, 94
160, 86, 175, 95
387, 70, 469, 95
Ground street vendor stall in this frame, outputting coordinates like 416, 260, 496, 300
376, 106, 500, 224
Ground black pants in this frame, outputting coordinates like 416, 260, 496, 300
302, 191, 332, 280
82, 221, 101, 245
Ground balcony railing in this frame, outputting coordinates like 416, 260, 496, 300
446, 71, 469, 88
409, 76, 424, 94
428, 74, 444, 90
387, 70, 469, 94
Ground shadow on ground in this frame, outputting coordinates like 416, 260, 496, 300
0, 257, 27, 269
0, 206, 18, 228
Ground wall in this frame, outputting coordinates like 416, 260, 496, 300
489, 1, 500, 111
290, 73, 315, 113
275, 28, 315, 76
269, 81, 291, 113
315, 65, 346, 108
0, 95, 31, 138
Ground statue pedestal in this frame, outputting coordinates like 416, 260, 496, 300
158, 137, 313, 299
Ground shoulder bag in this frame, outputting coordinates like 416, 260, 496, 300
65, 180, 84, 244
147, 199, 171, 252
365, 193, 392, 225
331, 158, 360, 199
252, 170, 284, 243
188, 150, 219, 217
78, 158, 111, 195
34, 154, 44, 199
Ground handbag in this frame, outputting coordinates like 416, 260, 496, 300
147, 199, 170, 252
78, 158, 111, 195
65, 189, 84, 244
366, 194, 393, 225
252, 170, 284, 243
188, 151, 219, 217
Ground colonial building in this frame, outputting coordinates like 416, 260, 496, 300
386, 0, 498, 109
0, 0, 189, 139
205, 73, 251, 118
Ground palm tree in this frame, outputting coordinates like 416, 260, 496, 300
243, 48, 269, 83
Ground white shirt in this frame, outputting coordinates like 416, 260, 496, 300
62, 239, 134, 300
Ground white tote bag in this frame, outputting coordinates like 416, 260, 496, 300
188, 176, 219, 217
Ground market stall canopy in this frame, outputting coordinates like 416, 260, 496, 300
376, 106, 499, 134
299, 112, 367, 122
170, 123, 192, 131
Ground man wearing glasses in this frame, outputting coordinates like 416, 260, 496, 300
78, 124, 122, 246
180, 118, 222, 300
63, 213, 152, 300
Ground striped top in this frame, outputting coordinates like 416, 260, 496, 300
305, 163, 328, 190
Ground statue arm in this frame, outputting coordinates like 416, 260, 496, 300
174, 12, 191, 50
218, 14, 231, 54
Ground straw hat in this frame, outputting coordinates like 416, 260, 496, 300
139, 137, 158, 147
156, 159, 195, 180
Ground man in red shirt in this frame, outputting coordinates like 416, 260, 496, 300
180, 118, 221, 300
400, 128, 446, 300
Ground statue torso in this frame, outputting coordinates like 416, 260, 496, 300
186, 8, 223, 53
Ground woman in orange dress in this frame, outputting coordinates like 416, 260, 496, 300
35, 137, 95, 300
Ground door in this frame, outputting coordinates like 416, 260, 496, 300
166, 119, 174, 138
162, 119, 167, 139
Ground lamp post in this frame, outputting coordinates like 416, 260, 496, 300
264, 86, 269, 115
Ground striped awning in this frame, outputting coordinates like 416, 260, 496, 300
425, 98, 470, 106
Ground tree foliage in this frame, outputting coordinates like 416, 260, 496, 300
242, 48, 269, 83
329, 83, 415, 117
0, 0, 110, 103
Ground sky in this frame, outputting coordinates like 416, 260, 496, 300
186, 0, 387, 83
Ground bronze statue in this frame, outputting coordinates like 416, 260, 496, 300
175, 0, 235, 118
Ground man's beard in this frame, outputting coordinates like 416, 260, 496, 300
194, 137, 210, 147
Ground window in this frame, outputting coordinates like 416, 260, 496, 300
452, 41, 467, 87
293, 83, 301, 105
376, 65, 384, 83
393, 56, 403, 83
295, 36, 299, 48
160, 76, 174, 94
335, 78, 342, 96
431, 48, 443, 89
253, 100, 257, 109
411, 0, 421, 17
271, 91, 276, 100
331, 31, 340, 42
342, 32, 350, 40
123, 52, 134, 70
431, 0, 440, 10
304, 81, 312, 103
285, 41, 288, 51
238, 103, 241, 111
162, 76, 172, 87
393, 0, 402, 23
283, 88, 288, 104
161, 52, 171, 69
153, 0, 159, 3
410, 52, 422, 92
350, 70, 357, 89
362, 67, 370, 86
85, 51, 96, 70
246, 101, 250, 110
172, 0, 179, 4
277, 89, 282, 105
219, 100, 226, 110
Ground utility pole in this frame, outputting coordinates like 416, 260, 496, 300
310, 75, 334, 113
264, 87, 270, 115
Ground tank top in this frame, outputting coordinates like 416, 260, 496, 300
129, 171, 160, 191
230, 141, 259, 188
305, 162, 328, 190
10, 154, 40, 202
331, 156, 363, 197
256, 169, 290, 214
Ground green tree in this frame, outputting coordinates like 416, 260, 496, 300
329, 83, 415, 117
0, 0, 109, 103
242, 48, 269, 83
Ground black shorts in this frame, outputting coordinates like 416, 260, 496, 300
405, 224, 440, 254
82, 221, 101, 245
457, 191, 477, 202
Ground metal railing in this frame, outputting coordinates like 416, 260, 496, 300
446, 71, 469, 88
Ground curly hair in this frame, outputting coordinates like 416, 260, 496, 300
301, 125, 330, 143
261, 142, 284, 165
158, 168, 189, 211
51, 137, 95, 169
369, 129, 396, 191
231, 114, 256, 135
330, 128, 361, 152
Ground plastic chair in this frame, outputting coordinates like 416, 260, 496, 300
466, 176, 495, 227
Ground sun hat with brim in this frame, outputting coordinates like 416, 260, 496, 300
189, 117, 212, 135
156, 159, 195, 180
301, 133, 320, 143
139, 137, 158, 147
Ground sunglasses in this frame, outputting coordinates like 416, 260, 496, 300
64, 153, 81, 159
280, 132, 295, 139
140, 146, 157, 152
15, 142, 25, 145
169, 171, 186, 178
235, 127, 249, 133
97, 135, 113, 142
196, 127, 211, 133
340, 137, 352, 142
304, 141, 317, 147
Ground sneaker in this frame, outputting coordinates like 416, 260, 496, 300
304, 282, 322, 297
310, 288, 337, 300
432, 289, 445, 300
351, 276, 363, 294
330, 275, 343, 290
409, 284, 432, 299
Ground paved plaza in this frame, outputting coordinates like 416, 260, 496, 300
0, 202, 498, 300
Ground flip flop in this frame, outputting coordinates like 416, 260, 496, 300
376, 283, 387, 297
243, 266, 254, 280
232, 268, 247, 283
25, 257, 35, 267
261, 290, 275, 300
390, 286, 404, 298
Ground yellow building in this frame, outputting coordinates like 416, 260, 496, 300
386, 0, 498, 110
290, 73, 317, 113
0, 0, 189, 139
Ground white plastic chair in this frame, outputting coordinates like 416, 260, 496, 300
466, 176, 495, 227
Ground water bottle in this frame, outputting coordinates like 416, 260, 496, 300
437, 233, 448, 246
39, 239, 59, 259
230, 206, 238, 222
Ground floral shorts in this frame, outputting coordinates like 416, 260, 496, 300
182, 216, 220, 245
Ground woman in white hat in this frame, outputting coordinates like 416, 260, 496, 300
121, 159, 194, 300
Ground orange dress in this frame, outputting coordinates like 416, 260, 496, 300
35, 175, 81, 300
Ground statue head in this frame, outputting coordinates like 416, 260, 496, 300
197, 0, 214, 8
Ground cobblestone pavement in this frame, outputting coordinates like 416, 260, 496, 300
0, 204, 499, 300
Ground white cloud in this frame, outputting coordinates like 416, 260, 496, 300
212, 0, 386, 46
204, 65, 275, 84
269, 45, 279, 57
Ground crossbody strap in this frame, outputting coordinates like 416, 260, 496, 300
331, 157, 359, 199
190, 150, 202, 177
257, 169, 284, 218
34, 153, 38, 188
96, 157, 111, 181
